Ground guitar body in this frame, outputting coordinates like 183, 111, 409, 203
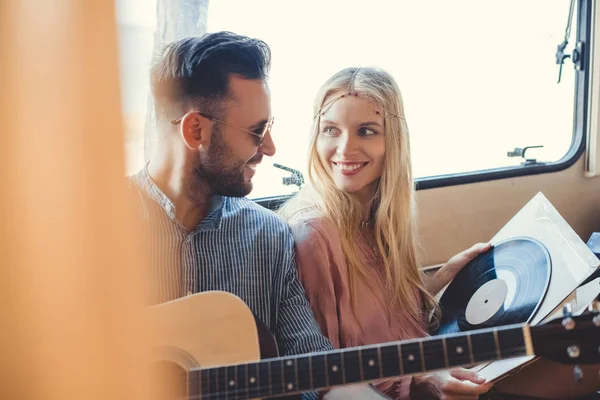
147, 291, 300, 400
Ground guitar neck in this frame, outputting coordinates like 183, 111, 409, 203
191, 323, 533, 399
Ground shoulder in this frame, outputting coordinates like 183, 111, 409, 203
126, 170, 144, 195
125, 170, 155, 215
291, 217, 345, 281
290, 216, 341, 252
127, 168, 151, 190
225, 196, 292, 236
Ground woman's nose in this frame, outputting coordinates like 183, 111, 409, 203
336, 132, 359, 156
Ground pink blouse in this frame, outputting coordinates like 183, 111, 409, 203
291, 217, 428, 399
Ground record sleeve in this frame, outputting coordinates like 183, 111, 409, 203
458, 193, 600, 383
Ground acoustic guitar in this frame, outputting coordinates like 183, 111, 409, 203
148, 291, 600, 399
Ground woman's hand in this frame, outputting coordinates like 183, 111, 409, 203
425, 242, 492, 296
411, 368, 493, 400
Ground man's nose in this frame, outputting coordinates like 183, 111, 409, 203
258, 130, 276, 157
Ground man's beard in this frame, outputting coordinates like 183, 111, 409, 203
191, 126, 256, 198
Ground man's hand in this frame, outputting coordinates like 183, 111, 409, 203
411, 368, 493, 400
425, 242, 492, 295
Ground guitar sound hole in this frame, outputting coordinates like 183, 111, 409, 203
149, 360, 188, 400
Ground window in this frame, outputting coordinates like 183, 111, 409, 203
116, 0, 585, 199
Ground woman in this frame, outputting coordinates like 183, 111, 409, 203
279, 67, 492, 399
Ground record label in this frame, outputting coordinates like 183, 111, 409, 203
465, 279, 508, 325
433, 237, 551, 335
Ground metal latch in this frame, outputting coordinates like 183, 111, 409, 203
507, 145, 544, 166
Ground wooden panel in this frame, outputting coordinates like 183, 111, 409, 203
417, 158, 600, 266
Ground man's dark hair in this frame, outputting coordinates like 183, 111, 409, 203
150, 31, 271, 120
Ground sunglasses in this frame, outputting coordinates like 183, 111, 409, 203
171, 111, 274, 145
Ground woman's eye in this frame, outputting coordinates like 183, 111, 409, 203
322, 126, 339, 136
359, 127, 378, 136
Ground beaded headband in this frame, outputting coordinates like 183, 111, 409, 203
314, 68, 406, 120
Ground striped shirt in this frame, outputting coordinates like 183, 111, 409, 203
130, 167, 333, 364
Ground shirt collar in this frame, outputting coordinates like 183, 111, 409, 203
134, 163, 225, 231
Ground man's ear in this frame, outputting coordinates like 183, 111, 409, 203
180, 112, 211, 150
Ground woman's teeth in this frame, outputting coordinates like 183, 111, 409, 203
335, 163, 365, 171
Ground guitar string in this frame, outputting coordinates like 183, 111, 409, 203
181, 343, 525, 399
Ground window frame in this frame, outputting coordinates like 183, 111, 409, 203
254, 0, 592, 208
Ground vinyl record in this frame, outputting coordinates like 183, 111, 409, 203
432, 237, 551, 335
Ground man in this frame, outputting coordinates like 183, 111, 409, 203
130, 31, 386, 399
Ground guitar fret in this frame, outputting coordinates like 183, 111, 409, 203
377, 346, 384, 378
358, 349, 364, 382
446, 335, 472, 367
522, 325, 534, 356
297, 356, 312, 392
217, 366, 226, 397
361, 347, 382, 381
493, 329, 501, 360
419, 341, 426, 372
281, 359, 285, 394
340, 352, 347, 385
238, 364, 247, 399
268, 358, 272, 397
293, 358, 299, 393
270, 359, 284, 395
326, 353, 330, 388
311, 354, 327, 390
186, 369, 196, 397
326, 352, 344, 386
212, 367, 219, 397
423, 338, 446, 371
207, 367, 218, 397
226, 365, 237, 398
397, 343, 404, 375
342, 350, 362, 384
466, 333, 475, 364
200, 369, 209, 398
221, 367, 226, 400
226, 365, 232, 398
442, 337, 450, 369
379, 343, 401, 379
283, 358, 297, 393
400, 342, 422, 374
247, 362, 259, 399
498, 326, 528, 358
470, 331, 497, 363
309, 355, 313, 390
257, 358, 270, 398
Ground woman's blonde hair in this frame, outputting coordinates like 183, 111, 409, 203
279, 67, 438, 334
